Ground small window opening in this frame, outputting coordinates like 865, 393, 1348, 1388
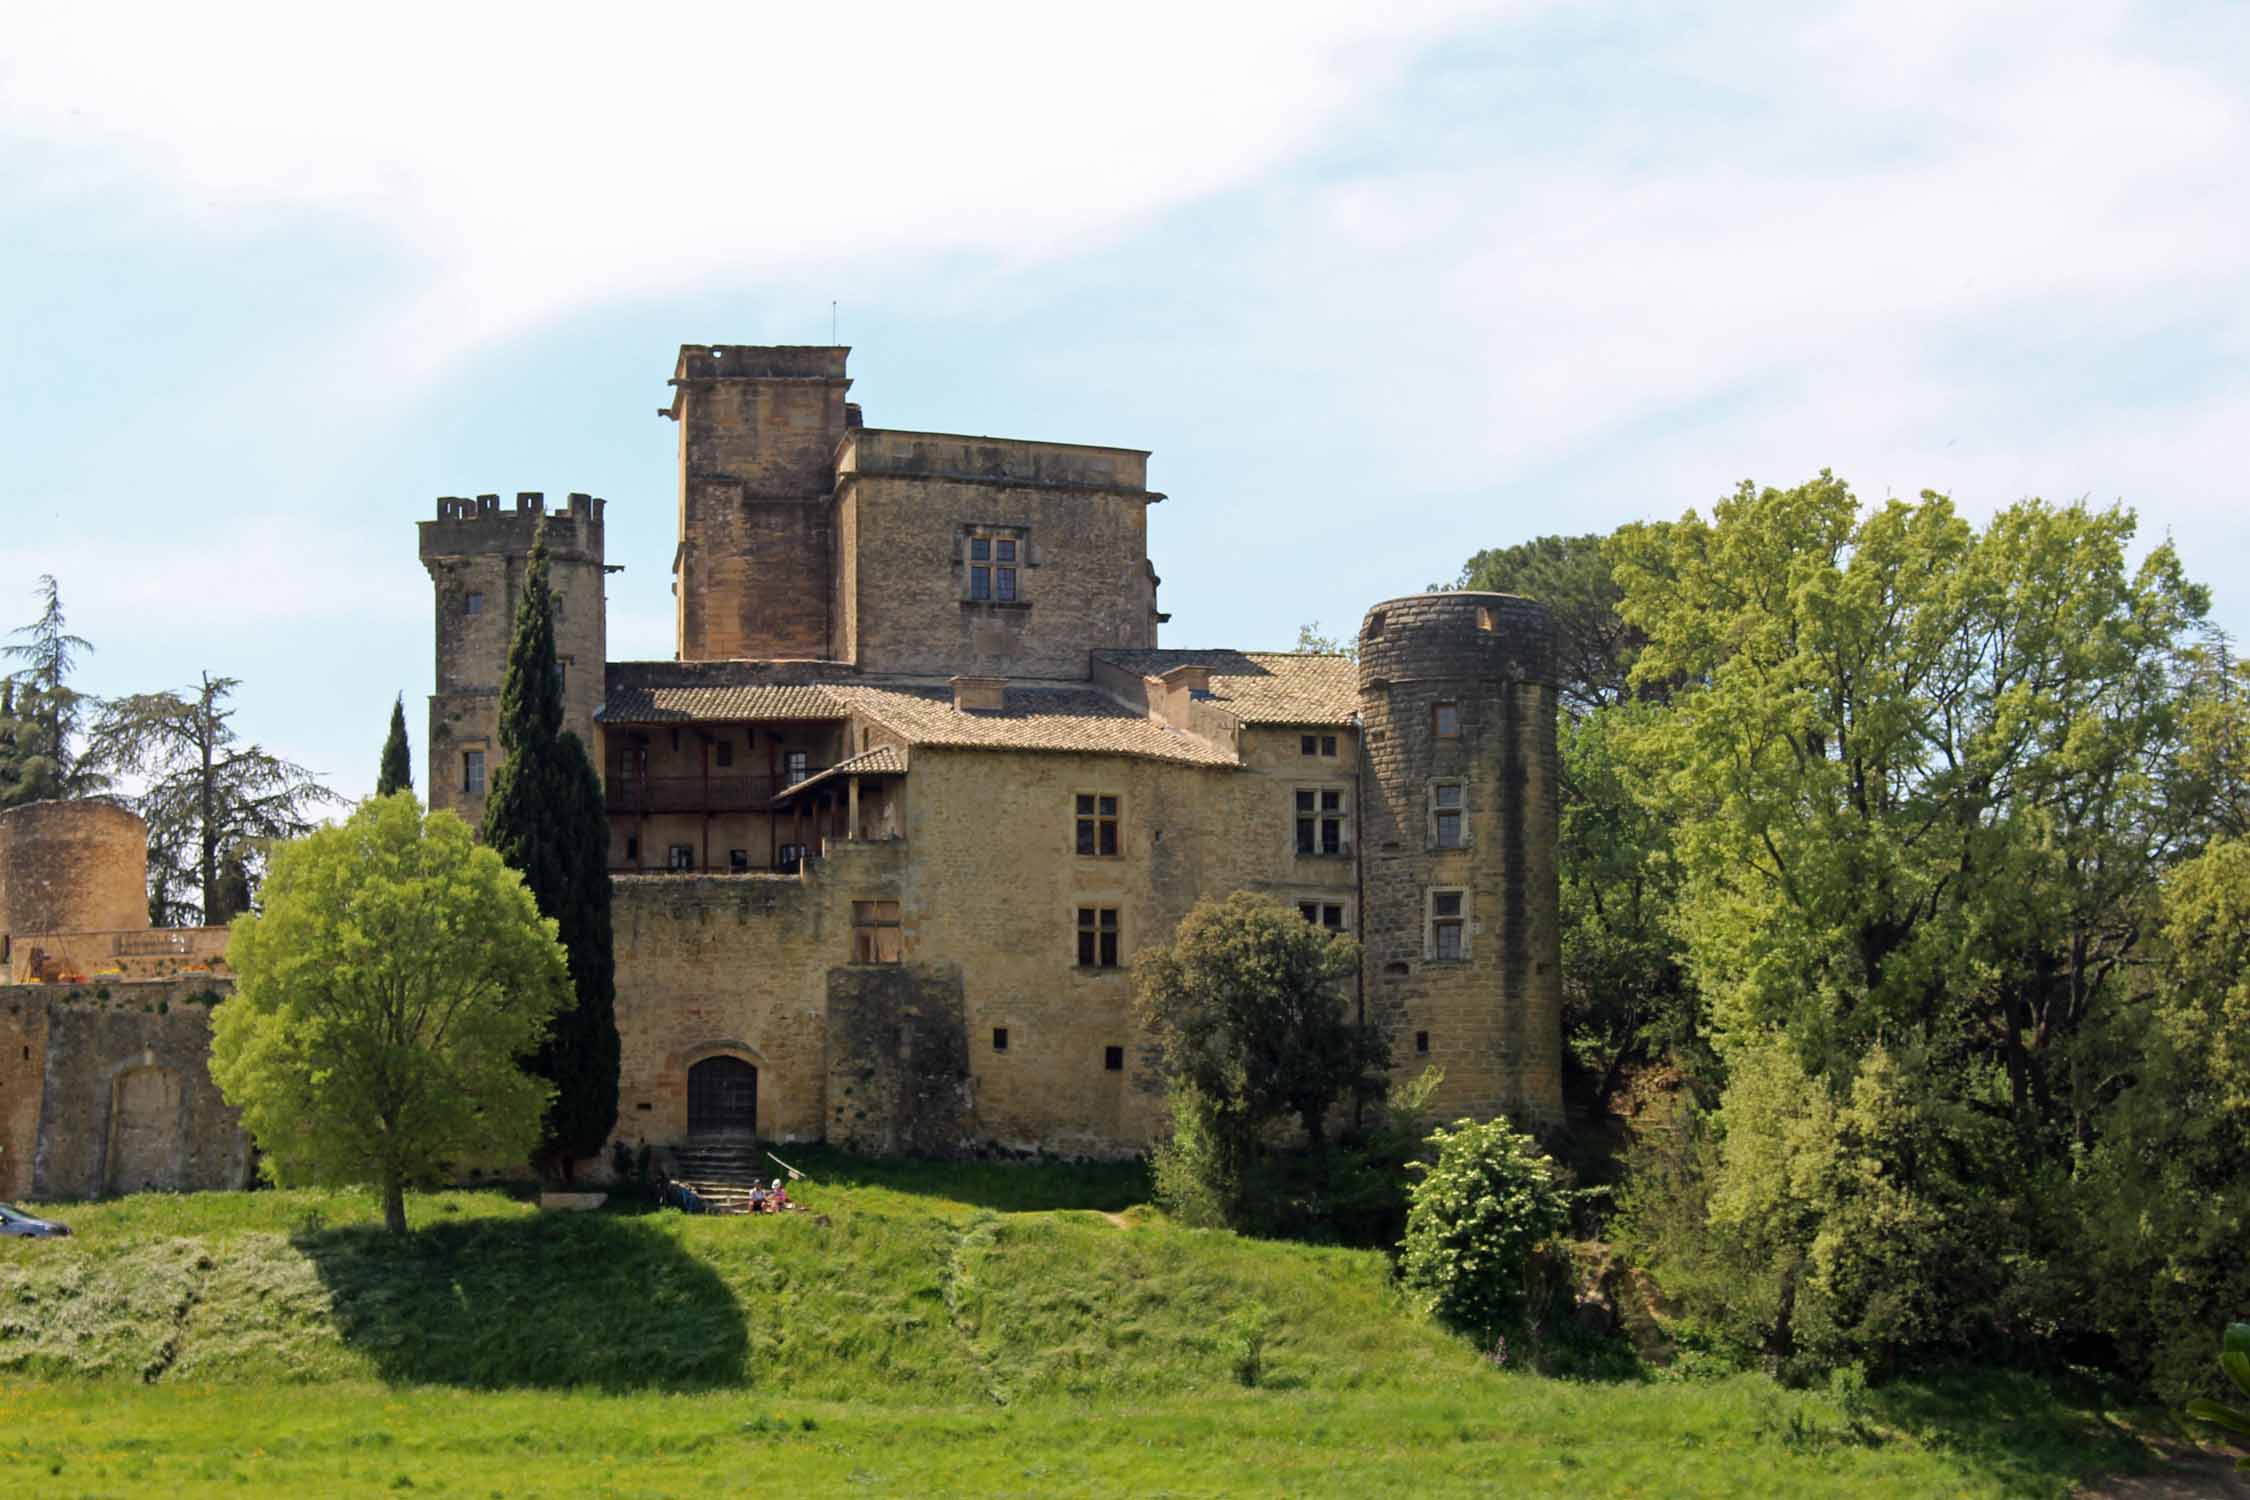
1476, 606, 1494, 632
1433, 702, 1460, 738
462, 749, 486, 796
715, 739, 733, 768
1104, 1045, 1125, 1072
625, 835, 639, 862
1431, 890, 1466, 960
1301, 734, 1318, 756
852, 900, 903, 963
992, 1027, 1009, 1052
1320, 734, 1337, 757
1434, 783, 1465, 848
1366, 611, 1385, 637
1298, 902, 1346, 931
1075, 793, 1120, 856
464, 591, 485, 616
728, 849, 749, 872
668, 844, 694, 870
1077, 907, 1120, 967
1416, 1030, 1430, 1054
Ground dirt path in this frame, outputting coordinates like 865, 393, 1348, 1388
2077, 1455, 2247, 1498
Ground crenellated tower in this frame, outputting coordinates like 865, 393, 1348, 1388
417, 491, 608, 824
1357, 591, 1563, 1127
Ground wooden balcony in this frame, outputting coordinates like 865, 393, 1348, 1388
604, 769, 832, 816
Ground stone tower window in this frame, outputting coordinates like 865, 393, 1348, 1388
1476, 606, 1494, 632
1077, 906, 1120, 968
1433, 702, 1461, 738
462, 749, 486, 796
992, 1027, 1009, 1052
1432, 783, 1466, 848
465, 591, 485, 616
1104, 1045, 1125, 1072
965, 531, 1024, 603
1428, 888, 1468, 960
1076, 793, 1120, 856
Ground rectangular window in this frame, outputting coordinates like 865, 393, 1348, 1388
1430, 889, 1466, 960
993, 1027, 1009, 1052
1075, 793, 1120, 857
1297, 902, 1346, 931
778, 843, 806, 873
1077, 906, 1120, 968
1321, 734, 1337, 757
852, 900, 903, 963
1301, 734, 1318, 756
1295, 788, 1347, 854
728, 848, 749, 872
1434, 783, 1465, 848
1416, 1030, 1431, 1054
668, 844, 695, 871
783, 751, 809, 787
1104, 1045, 1124, 1072
1434, 702, 1461, 738
964, 530, 1025, 603
463, 749, 486, 795
715, 739, 734, 768
970, 565, 991, 600
624, 835, 639, 863
465, 591, 485, 616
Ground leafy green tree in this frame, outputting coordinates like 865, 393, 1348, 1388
480, 525, 618, 1181
2184, 1324, 2250, 1471
84, 672, 336, 925
377, 693, 414, 799
0, 575, 103, 806
1608, 474, 2211, 1372
210, 794, 568, 1234
1294, 621, 1357, 662
1398, 1115, 1576, 1338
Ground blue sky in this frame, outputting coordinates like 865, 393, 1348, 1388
6, 0, 2246, 801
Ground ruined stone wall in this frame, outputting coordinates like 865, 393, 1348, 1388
6, 978, 248, 1200
419, 493, 606, 823
668, 347, 851, 661
1357, 592, 1563, 1126
825, 962, 971, 1156
837, 430, 1158, 679
0, 800, 150, 950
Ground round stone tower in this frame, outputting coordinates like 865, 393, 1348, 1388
1357, 592, 1563, 1127
0, 798, 151, 945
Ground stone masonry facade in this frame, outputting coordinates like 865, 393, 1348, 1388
414, 342, 1566, 1170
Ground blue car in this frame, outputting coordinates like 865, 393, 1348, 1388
0, 1203, 69, 1238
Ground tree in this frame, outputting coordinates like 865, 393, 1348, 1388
1294, 621, 1357, 662
1608, 473, 2212, 1372
1136, 892, 1387, 1224
84, 673, 337, 925
210, 794, 568, 1233
377, 693, 414, 799
1398, 1115, 1577, 1339
480, 524, 618, 1180
0, 575, 103, 806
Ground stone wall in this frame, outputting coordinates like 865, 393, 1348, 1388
1357, 591, 1563, 1126
836, 430, 1160, 679
825, 961, 971, 1156
1, 978, 248, 1200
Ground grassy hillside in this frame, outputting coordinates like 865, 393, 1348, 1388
0, 1155, 2206, 1498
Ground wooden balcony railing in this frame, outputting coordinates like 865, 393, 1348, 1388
604, 768, 831, 816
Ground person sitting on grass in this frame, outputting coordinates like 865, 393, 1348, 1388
747, 1181, 768, 1212
769, 1178, 790, 1212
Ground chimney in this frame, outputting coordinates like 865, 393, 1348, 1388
1158, 664, 1212, 696
950, 675, 1006, 712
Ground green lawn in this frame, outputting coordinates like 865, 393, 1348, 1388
0, 1158, 2202, 1497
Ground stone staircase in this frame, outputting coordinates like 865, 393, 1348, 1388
666, 1135, 770, 1214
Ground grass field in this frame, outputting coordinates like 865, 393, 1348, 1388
0, 1152, 2209, 1498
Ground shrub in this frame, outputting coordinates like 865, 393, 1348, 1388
1398, 1116, 1576, 1338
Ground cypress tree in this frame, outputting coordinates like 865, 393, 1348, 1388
481, 526, 619, 1181
376, 693, 414, 798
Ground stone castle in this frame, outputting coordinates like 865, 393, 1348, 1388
419, 345, 1564, 1163
0, 341, 1563, 1199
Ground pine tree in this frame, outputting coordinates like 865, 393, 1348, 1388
1, 575, 103, 807
480, 525, 619, 1181
377, 694, 414, 798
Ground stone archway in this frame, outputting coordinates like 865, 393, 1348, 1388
686, 1055, 758, 1137
105, 1062, 185, 1195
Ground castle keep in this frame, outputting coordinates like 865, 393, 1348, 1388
418, 345, 1563, 1164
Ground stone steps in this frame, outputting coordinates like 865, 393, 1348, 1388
665, 1135, 777, 1215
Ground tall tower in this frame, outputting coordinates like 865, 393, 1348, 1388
417, 491, 607, 824
1357, 591, 1563, 1127
663, 345, 854, 661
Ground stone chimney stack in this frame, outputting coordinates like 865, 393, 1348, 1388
950, 676, 1006, 712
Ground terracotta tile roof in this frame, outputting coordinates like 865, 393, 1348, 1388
598, 681, 847, 724
1093, 649, 1359, 726
826, 683, 1238, 766
768, 745, 908, 802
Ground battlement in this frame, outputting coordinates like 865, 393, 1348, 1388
419, 492, 605, 562
670, 345, 850, 384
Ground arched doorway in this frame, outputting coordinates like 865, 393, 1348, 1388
687, 1056, 758, 1137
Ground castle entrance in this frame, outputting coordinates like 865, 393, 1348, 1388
687, 1056, 758, 1137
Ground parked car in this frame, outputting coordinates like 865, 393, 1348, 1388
0, 1203, 69, 1238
